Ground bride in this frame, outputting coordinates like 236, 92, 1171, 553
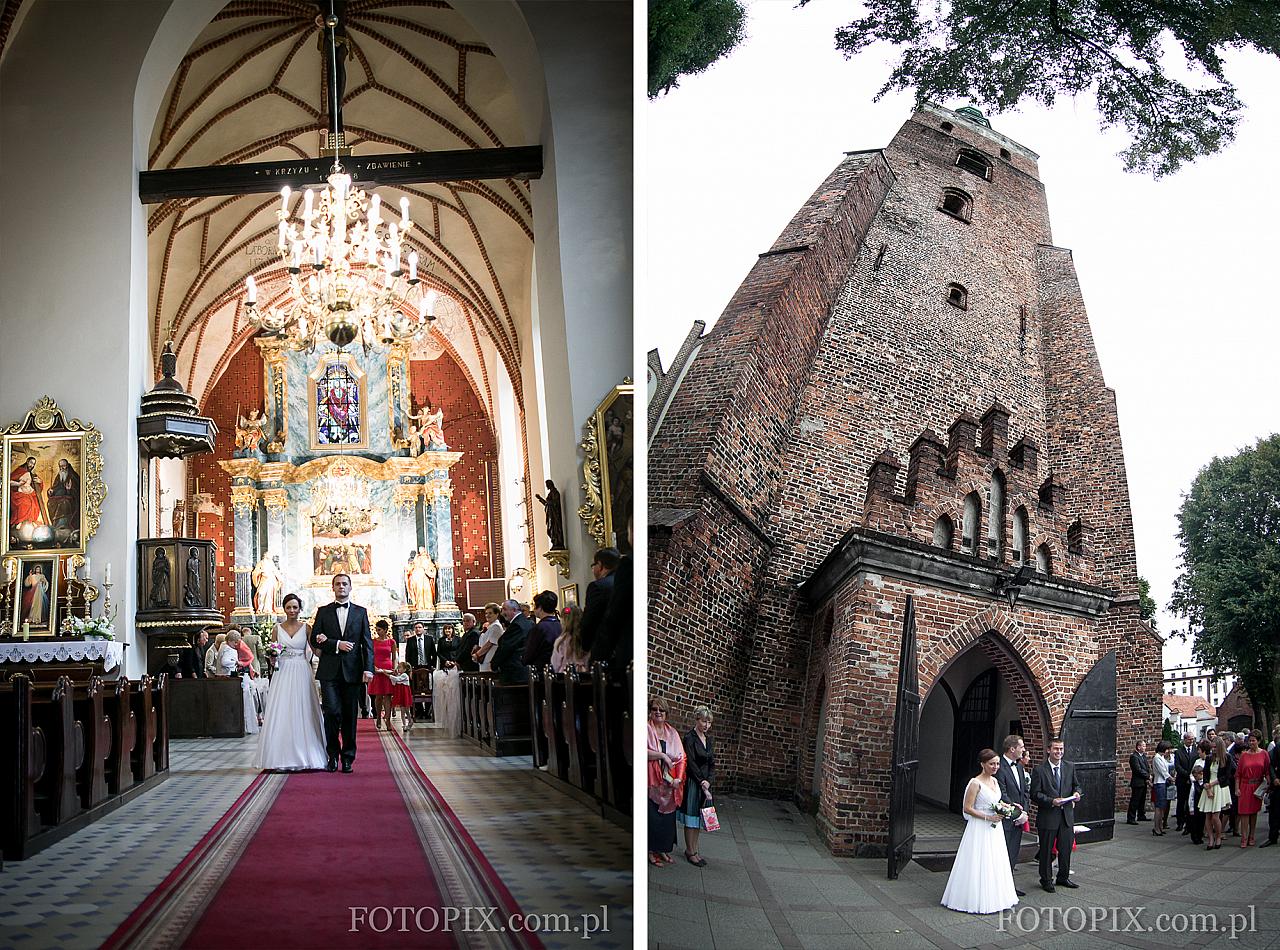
941, 748, 1020, 914
253, 593, 328, 771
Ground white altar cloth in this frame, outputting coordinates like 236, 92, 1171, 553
0, 639, 125, 672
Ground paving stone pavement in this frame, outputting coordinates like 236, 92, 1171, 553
0, 726, 631, 950
649, 797, 1280, 950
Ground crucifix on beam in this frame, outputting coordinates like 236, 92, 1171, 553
137, 0, 542, 205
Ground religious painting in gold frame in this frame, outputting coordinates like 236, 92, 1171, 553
12, 555, 59, 636
560, 583, 579, 608
2, 396, 105, 557
577, 382, 633, 556
308, 353, 369, 451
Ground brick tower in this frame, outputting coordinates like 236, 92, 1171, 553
648, 105, 1162, 855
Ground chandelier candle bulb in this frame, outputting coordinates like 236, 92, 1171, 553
245, 275, 256, 304
280, 185, 291, 212
399, 196, 410, 226
407, 252, 418, 282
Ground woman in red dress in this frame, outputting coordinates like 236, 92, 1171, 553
1234, 730, 1272, 847
367, 619, 397, 730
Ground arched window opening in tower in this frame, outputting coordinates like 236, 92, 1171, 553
939, 188, 972, 222
1013, 506, 1030, 564
1035, 543, 1052, 575
956, 149, 992, 181
962, 492, 981, 553
987, 470, 1006, 559
933, 514, 954, 550
941, 121, 954, 133
947, 283, 968, 310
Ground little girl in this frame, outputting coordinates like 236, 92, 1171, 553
390, 661, 415, 734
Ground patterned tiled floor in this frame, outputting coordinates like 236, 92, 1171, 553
0, 727, 632, 949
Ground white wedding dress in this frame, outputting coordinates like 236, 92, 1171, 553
432, 667, 461, 738
940, 778, 1019, 914
253, 623, 328, 771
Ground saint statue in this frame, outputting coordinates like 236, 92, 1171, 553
407, 546, 437, 610
235, 407, 268, 456
406, 400, 446, 454
251, 552, 282, 615
183, 547, 201, 607
150, 548, 171, 606
536, 479, 566, 550
171, 498, 186, 538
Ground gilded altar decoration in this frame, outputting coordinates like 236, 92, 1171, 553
314, 542, 371, 576
406, 399, 446, 455
2, 396, 105, 557
234, 406, 268, 455
309, 459, 375, 537
577, 382, 633, 553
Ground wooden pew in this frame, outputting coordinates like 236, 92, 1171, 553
542, 668, 569, 780
586, 667, 610, 805
564, 667, 596, 794
528, 668, 546, 768
106, 678, 137, 796
0, 675, 46, 859
151, 673, 170, 775
131, 675, 157, 784
31, 676, 81, 828
72, 676, 111, 810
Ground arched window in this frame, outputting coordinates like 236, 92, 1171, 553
1035, 543, 1052, 575
941, 121, 954, 133
999, 147, 1011, 160
956, 149, 992, 181
1012, 507, 1029, 563
933, 514, 954, 550
947, 283, 968, 310
962, 492, 981, 553
939, 188, 972, 222
987, 470, 1006, 558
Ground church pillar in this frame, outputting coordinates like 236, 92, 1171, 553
426, 477, 458, 610
261, 489, 288, 613
387, 343, 411, 454
258, 340, 288, 456
230, 484, 257, 620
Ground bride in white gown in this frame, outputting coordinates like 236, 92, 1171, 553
941, 748, 1020, 914
253, 593, 328, 771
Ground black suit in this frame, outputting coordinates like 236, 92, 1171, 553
405, 632, 436, 670
179, 642, 207, 679
492, 614, 532, 684
1173, 743, 1196, 829
437, 635, 459, 668
1031, 759, 1081, 886
578, 571, 615, 654
996, 755, 1030, 871
455, 628, 481, 673
588, 555, 632, 677
1266, 746, 1280, 845
1128, 751, 1150, 821
310, 600, 374, 766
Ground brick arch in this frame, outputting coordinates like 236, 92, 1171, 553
1028, 533, 1062, 572
921, 607, 1058, 756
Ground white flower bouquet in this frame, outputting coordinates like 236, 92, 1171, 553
66, 608, 117, 641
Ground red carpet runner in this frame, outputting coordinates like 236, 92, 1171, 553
104, 721, 542, 949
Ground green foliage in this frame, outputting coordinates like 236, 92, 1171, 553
1138, 576, 1158, 632
806, 0, 1280, 176
1170, 433, 1280, 720
1162, 718, 1179, 745
649, 0, 747, 98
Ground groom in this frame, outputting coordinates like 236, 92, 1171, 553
311, 573, 373, 773
1030, 736, 1082, 892
996, 734, 1030, 897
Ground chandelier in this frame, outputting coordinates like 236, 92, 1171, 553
310, 463, 375, 537
242, 2, 442, 354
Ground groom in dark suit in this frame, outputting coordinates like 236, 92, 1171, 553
1030, 736, 1082, 892
996, 734, 1030, 896
310, 573, 373, 773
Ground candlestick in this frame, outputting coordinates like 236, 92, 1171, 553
101, 580, 113, 626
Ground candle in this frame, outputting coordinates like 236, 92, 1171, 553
399, 196, 410, 226
245, 275, 256, 304
84, 555, 90, 578
105, 562, 111, 584
407, 251, 418, 282
22, 621, 30, 641
280, 185, 291, 213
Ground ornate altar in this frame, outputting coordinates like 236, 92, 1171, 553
219, 338, 463, 637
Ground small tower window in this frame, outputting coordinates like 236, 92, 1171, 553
956, 149, 992, 181
1000, 148, 1011, 160
1012, 507, 1029, 563
941, 121, 954, 133
947, 283, 968, 310
933, 514, 954, 550
1035, 543, 1052, 575
987, 470, 1006, 558
939, 188, 972, 222
962, 492, 981, 553
1067, 519, 1084, 555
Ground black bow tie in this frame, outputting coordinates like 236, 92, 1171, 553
337, 603, 348, 610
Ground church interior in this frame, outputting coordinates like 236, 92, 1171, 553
0, 1, 633, 945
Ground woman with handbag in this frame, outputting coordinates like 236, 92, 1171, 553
647, 697, 685, 867
1199, 737, 1235, 849
1234, 729, 1271, 847
679, 706, 716, 867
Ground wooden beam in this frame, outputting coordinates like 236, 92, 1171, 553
138, 146, 542, 204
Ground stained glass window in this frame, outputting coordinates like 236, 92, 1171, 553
315, 362, 361, 445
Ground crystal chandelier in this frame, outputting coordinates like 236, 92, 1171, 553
310, 464, 375, 537
242, 2, 442, 354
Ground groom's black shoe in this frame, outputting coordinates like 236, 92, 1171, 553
1056, 879, 1079, 889
341, 761, 354, 773
1014, 888, 1027, 897
1041, 883, 1055, 893
325, 757, 339, 772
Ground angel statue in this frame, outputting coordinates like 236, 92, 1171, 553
406, 400, 446, 454
235, 407, 268, 457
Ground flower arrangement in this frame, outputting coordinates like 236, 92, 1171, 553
66, 607, 117, 641
254, 616, 275, 640
991, 800, 1023, 827
264, 641, 285, 661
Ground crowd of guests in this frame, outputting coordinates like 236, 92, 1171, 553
1128, 727, 1280, 849
647, 698, 716, 869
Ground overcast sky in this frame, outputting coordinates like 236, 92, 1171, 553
646, 0, 1280, 671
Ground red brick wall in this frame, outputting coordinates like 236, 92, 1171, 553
190, 341, 263, 615
408, 357, 501, 613
191, 342, 502, 617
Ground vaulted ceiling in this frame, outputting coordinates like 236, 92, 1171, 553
147, 0, 533, 415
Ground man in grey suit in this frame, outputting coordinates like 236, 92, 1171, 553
1030, 736, 1082, 892
996, 734, 1030, 896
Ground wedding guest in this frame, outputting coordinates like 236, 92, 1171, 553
1174, 732, 1197, 833
1186, 763, 1206, 845
1151, 741, 1172, 835
647, 697, 685, 868
438, 622, 461, 668
578, 546, 620, 654
492, 600, 532, 684
475, 602, 503, 671
239, 625, 264, 675
1269, 726, 1280, 754
521, 590, 559, 670
229, 630, 255, 676
550, 605, 589, 673
367, 619, 396, 730
390, 661, 415, 734
1199, 737, 1235, 850
1261, 736, 1280, 848
1127, 739, 1150, 824
1234, 729, 1271, 848
205, 633, 228, 676
1225, 733, 1243, 836
678, 706, 715, 868
404, 620, 436, 670
456, 612, 481, 673
179, 629, 209, 679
